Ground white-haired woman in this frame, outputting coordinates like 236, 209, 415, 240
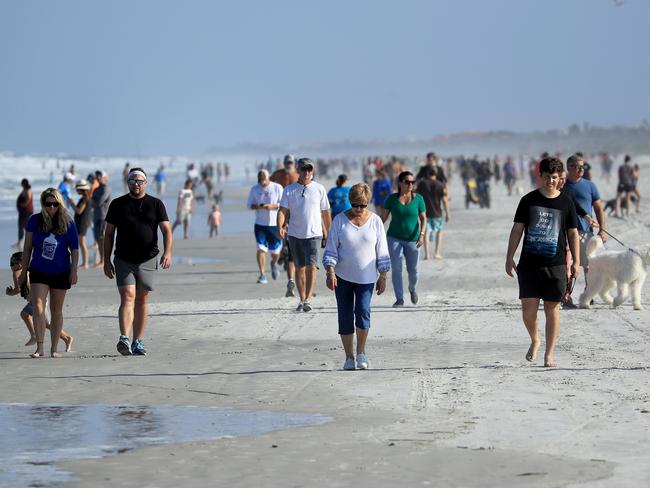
323, 183, 390, 370
19, 188, 79, 358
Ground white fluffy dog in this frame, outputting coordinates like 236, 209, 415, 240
579, 236, 650, 310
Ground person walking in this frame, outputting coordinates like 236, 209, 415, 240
68, 179, 94, 269
323, 183, 390, 370
154, 164, 167, 196
91, 170, 111, 267
271, 154, 300, 297
18, 188, 79, 358
14, 178, 34, 249
103, 168, 173, 356
615, 155, 635, 218
371, 168, 392, 213
172, 179, 195, 239
564, 154, 606, 284
247, 169, 284, 284
327, 174, 352, 219
380, 171, 426, 307
208, 204, 221, 238
415, 167, 449, 260
506, 157, 579, 367
277, 158, 331, 312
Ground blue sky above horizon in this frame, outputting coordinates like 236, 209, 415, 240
1, 0, 648, 156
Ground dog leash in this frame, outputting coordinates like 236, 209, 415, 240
597, 228, 643, 259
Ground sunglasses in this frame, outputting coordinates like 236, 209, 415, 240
351, 203, 368, 209
128, 179, 147, 186
569, 163, 590, 171
44, 201, 60, 208
401, 180, 415, 185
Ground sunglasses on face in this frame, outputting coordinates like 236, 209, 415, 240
401, 180, 415, 185
351, 203, 368, 209
299, 167, 313, 173
44, 201, 60, 208
128, 179, 147, 186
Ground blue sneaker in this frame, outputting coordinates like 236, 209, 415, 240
257, 274, 268, 284
117, 335, 132, 356
132, 339, 147, 356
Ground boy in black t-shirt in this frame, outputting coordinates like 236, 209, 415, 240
505, 157, 580, 367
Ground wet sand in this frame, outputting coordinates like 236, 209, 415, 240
1, 166, 649, 487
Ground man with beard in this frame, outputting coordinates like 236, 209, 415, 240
103, 168, 173, 356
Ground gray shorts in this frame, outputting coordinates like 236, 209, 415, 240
287, 236, 320, 268
114, 256, 158, 291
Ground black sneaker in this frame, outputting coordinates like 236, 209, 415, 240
410, 291, 418, 304
117, 335, 132, 356
392, 299, 404, 308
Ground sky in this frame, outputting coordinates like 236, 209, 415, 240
1, 0, 649, 156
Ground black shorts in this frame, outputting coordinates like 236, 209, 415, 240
617, 183, 634, 193
28, 269, 72, 290
517, 265, 566, 302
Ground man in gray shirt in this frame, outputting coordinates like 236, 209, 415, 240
91, 170, 112, 266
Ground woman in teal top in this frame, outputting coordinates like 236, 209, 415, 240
380, 171, 427, 307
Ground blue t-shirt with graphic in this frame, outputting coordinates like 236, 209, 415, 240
514, 190, 577, 268
327, 186, 351, 217
564, 178, 600, 231
26, 214, 79, 274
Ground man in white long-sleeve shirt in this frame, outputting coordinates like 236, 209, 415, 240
277, 158, 331, 312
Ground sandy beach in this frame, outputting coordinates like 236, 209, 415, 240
1, 166, 649, 487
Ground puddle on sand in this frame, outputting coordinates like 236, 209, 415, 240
171, 255, 225, 266
0, 403, 330, 487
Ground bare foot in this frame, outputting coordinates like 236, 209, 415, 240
544, 355, 557, 367
423, 255, 429, 260
81, 264, 90, 270
93, 261, 103, 268
434, 254, 443, 260
526, 341, 540, 362
63, 335, 74, 352
25, 337, 37, 346
51, 352, 62, 358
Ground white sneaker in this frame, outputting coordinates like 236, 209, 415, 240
356, 352, 369, 370
343, 357, 356, 370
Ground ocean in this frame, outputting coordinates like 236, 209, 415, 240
0, 153, 260, 269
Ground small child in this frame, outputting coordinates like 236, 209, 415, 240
6, 252, 74, 350
208, 204, 222, 238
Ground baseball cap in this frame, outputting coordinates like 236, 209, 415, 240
283, 154, 295, 165
296, 158, 314, 171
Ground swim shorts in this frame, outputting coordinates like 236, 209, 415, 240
517, 265, 566, 302
254, 225, 282, 253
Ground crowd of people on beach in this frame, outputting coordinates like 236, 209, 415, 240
6, 150, 644, 369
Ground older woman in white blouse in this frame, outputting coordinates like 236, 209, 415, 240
323, 183, 390, 370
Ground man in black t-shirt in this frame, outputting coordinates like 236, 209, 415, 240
104, 167, 173, 356
415, 167, 449, 260
505, 157, 579, 368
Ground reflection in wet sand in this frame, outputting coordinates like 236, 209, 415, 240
0, 403, 330, 488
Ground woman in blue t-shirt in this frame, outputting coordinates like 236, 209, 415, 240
19, 188, 79, 358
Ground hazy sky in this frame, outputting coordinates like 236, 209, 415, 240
1, 0, 648, 155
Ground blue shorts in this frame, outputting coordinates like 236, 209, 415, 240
334, 275, 374, 335
427, 218, 444, 237
254, 225, 281, 253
